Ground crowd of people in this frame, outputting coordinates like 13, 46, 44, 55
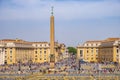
0, 55, 120, 76
53, 55, 120, 75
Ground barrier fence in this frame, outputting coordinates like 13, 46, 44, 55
0, 75, 119, 80
0, 73, 120, 80
16, 75, 120, 80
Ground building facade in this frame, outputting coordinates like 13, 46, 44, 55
0, 41, 5, 65
32, 42, 50, 63
0, 39, 66, 65
98, 38, 120, 63
77, 38, 120, 63
62, 47, 69, 59
0, 39, 34, 65
77, 41, 101, 62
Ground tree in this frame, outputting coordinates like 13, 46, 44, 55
67, 47, 77, 55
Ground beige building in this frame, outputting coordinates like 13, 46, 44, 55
55, 43, 66, 60
0, 39, 66, 65
77, 41, 101, 62
0, 39, 34, 65
98, 38, 120, 63
62, 48, 69, 59
0, 41, 5, 65
32, 42, 50, 63
77, 38, 120, 63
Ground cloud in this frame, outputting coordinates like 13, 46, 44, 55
0, 0, 120, 21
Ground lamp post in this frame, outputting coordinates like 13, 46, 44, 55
29, 59, 32, 71
4, 61, 7, 71
118, 40, 120, 64
78, 59, 81, 73
18, 60, 21, 71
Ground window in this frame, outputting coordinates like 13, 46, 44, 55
5, 60, 7, 64
40, 58, 42, 60
44, 58, 46, 60
35, 51, 37, 54
10, 52, 12, 55
44, 48, 46, 50
44, 51, 46, 54
91, 44, 93, 46
10, 51, 12, 53
44, 55, 46, 57
40, 55, 42, 57
10, 60, 12, 62
40, 51, 42, 54
91, 50, 93, 53
117, 59, 119, 61
117, 49, 119, 53
87, 50, 89, 53
56, 48, 58, 52
86, 44, 88, 46
80, 50, 83, 57
116, 55, 119, 57
35, 58, 37, 60
96, 50, 98, 53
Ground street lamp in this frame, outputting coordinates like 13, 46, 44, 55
4, 61, 7, 71
29, 59, 32, 71
118, 40, 120, 64
78, 59, 81, 73
18, 60, 21, 72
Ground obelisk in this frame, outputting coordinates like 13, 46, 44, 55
50, 6, 55, 69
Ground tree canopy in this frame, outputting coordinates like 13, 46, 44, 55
67, 47, 77, 55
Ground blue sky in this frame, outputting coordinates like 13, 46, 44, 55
0, 0, 120, 46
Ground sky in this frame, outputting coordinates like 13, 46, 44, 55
0, 0, 120, 46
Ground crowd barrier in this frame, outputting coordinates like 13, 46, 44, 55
19, 75, 119, 80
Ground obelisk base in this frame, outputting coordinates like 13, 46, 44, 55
49, 62, 55, 71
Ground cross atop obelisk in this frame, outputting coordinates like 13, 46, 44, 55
50, 6, 55, 69
51, 6, 54, 15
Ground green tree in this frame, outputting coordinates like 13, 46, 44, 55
67, 47, 77, 55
